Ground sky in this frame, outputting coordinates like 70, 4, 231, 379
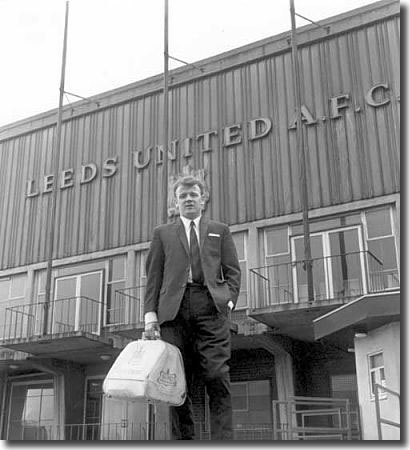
0, 0, 399, 127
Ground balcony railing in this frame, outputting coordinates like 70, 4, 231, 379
105, 286, 145, 328
250, 251, 399, 309
272, 396, 360, 440
1, 296, 101, 341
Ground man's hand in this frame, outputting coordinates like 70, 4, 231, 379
144, 321, 161, 340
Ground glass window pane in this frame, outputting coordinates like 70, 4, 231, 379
80, 273, 101, 301
266, 254, 291, 267
10, 274, 26, 298
110, 256, 125, 281
329, 229, 359, 255
23, 395, 41, 422
249, 380, 270, 411
265, 227, 288, 255
294, 236, 326, 301
55, 278, 76, 300
231, 383, 248, 411
37, 270, 46, 293
366, 208, 392, 238
40, 389, 54, 421
107, 281, 126, 324
370, 353, 384, 368
367, 238, 397, 270
0, 279, 10, 300
232, 232, 245, 260
80, 273, 102, 332
239, 261, 247, 291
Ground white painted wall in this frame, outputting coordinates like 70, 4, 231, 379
354, 322, 400, 440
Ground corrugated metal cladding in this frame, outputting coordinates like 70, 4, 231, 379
0, 8, 400, 270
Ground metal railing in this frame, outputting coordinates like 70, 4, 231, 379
5, 421, 169, 441
250, 251, 398, 309
105, 286, 146, 328
5, 421, 277, 441
1, 296, 101, 341
272, 396, 360, 440
374, 383, 400, 440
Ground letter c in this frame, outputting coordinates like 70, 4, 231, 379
366, 83, 390, 107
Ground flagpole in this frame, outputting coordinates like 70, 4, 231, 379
162, 0, 169, 224
43, 1, 69, 333
289, 0, 314, 302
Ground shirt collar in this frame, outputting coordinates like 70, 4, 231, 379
180, 214, 201, 232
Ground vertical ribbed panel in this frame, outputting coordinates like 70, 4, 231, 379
0, 14, 400, 270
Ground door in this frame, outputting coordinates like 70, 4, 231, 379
53, 271, 103, 335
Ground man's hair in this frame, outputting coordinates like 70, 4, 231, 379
173, 176, 205, 196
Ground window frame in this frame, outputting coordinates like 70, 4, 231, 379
368, 351, 387, 400
232, 231, 248, 310
7, 378, 56, 440
231, 381, 249, 412
104, 255, 127, 326
53, 270, 103, 335
362, 207, 400, 289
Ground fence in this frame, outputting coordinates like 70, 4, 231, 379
272, 396, 360, 440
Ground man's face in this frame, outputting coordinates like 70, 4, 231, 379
175, 184, 204, 220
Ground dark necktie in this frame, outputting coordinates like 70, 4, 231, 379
190, 221, 204, 284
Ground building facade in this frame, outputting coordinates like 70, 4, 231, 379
0, 0, 400, 440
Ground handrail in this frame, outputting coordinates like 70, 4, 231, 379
249, 250, 398, 309
374, 383, 400, 440
250, 250, 383, 272
1, 296, 102, 341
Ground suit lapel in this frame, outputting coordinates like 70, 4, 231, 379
176, 217, 189, 255
199, 217, 209, 250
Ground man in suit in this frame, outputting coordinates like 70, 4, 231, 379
144, 175, 241, 440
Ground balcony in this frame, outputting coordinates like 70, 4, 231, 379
249, 251, 399, 341
0, 297, 113, 360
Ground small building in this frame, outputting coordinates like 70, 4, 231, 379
0, 0, 400, 440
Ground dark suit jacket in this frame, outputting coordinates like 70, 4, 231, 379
144, 216, 241, 324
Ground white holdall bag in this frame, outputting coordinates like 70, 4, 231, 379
103, 338, 186, 406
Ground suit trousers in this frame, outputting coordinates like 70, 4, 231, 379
160, 285, 233, 440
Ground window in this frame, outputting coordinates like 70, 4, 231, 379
136, 250, 148, 323
265, 226, 289, 260
231, 382, 248, 411
365, 207, 399, 290
53, 271, 103, 334
0, 274, 27, 340
35, 270, 46, 303
7, 380, 55, 440
232, 232, 248, 309
231, 380, 272, 428
263, 227, 292, 304
84, 378, 104, 440
106, 256, 126, 325
368, 352, 386, 398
